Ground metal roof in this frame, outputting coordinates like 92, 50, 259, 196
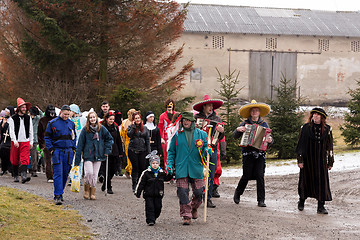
184, 4, 360, 37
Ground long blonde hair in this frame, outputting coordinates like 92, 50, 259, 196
85, 112, 102, 133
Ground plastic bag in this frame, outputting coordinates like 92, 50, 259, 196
69, 166, 81, 193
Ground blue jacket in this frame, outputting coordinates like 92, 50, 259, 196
45, 116, 77, 152
74, 125, 113, 166
167, 125, 208, 180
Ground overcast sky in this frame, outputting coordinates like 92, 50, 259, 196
175, 0, 360, 11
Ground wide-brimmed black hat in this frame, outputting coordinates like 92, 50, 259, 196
310, 107, 327, 118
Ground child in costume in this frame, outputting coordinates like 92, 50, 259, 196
135, 150, 171, 225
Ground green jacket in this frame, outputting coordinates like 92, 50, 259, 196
167, 127, 208, 179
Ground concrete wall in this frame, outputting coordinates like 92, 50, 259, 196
173, 32, 360, 105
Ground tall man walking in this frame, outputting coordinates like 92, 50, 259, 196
8, 98, 33, 183
45, 105, 77, 205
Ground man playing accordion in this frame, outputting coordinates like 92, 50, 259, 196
233, 100, 273, 207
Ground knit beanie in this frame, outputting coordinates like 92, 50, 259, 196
146, 150, 160, 165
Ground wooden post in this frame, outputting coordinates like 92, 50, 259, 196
203, 125, 213, 222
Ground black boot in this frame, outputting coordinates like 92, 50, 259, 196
20, 165, 31, 184
317, 201, 328, 214
207, 199, 216, 208
212, 184, 220, 198
233, 188, 241, 204
298, 199, 305, 211
13, 165, 19, 182
257, 200, 267, 207
131, 173, 138, 192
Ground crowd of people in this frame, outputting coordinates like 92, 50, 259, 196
0, 96, 335, 225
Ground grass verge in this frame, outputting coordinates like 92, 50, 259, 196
0, 187, 91, 240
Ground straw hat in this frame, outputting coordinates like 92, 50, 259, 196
239, 100, 270, 118
192, 95, 223, 112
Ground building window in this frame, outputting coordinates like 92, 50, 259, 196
266, 38, 277, 50
318, 39, 330, 51
212, 36, 224, 49
190, 68, 202, 82
351, 41, 360, 52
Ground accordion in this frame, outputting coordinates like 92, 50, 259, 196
196, 118, 223, 146
240, 124, 272, 151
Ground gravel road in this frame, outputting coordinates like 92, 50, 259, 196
1, 169, 360, 239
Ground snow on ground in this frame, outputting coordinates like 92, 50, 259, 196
299, 106, 349, 118
222, 151, 360, 177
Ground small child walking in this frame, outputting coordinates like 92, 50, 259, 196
135, 150, 171, 226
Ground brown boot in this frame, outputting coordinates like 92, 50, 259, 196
83, 183, 90, 199
182, 217, 191, 225
90, 187, 96, 200
191, 209, 198, 219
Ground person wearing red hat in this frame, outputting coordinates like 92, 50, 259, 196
296, 107, 334, 214
193, 94, 225, 208
7, 98, 33, 183
158, 98, 177, 173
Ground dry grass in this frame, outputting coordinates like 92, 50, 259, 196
0, 187, 92, 240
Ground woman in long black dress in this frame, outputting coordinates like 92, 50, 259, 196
296, 107, 334, 214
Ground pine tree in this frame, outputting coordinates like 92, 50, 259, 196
215, 62, 244, 163
340, 80, 360, 146
0, 0, 192, 108
268, 76, 303, 159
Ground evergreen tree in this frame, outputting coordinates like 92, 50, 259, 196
0, 0, 192, 108
215, 64, 244, 163
340, 80, 360, 146
268, 76, 303, 159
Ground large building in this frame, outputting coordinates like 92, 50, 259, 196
174, 4, 360, 105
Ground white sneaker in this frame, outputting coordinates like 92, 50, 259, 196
47, 179, 54, 183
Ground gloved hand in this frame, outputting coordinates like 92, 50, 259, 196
167, 166, 173, 176
207, 147, 213, 156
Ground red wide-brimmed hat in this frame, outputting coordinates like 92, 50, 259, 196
192, 95, 223, 112
16, 97, 31, 112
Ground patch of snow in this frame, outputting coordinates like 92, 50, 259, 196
298, 106, 350, 118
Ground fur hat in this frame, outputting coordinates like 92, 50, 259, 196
146, 150, 160, 165
239, 100, 271, 118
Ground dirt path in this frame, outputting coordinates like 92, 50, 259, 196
1, 169, 360, 239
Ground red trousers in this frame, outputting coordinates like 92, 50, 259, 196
10, 141, 30, 166
214, 140, 223, 186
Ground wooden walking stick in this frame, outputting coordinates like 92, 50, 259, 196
203, 124, 213, 223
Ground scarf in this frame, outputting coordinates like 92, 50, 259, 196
90, 125, 99, 141
149, 166, 160, 178
184, 122, 195, 149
